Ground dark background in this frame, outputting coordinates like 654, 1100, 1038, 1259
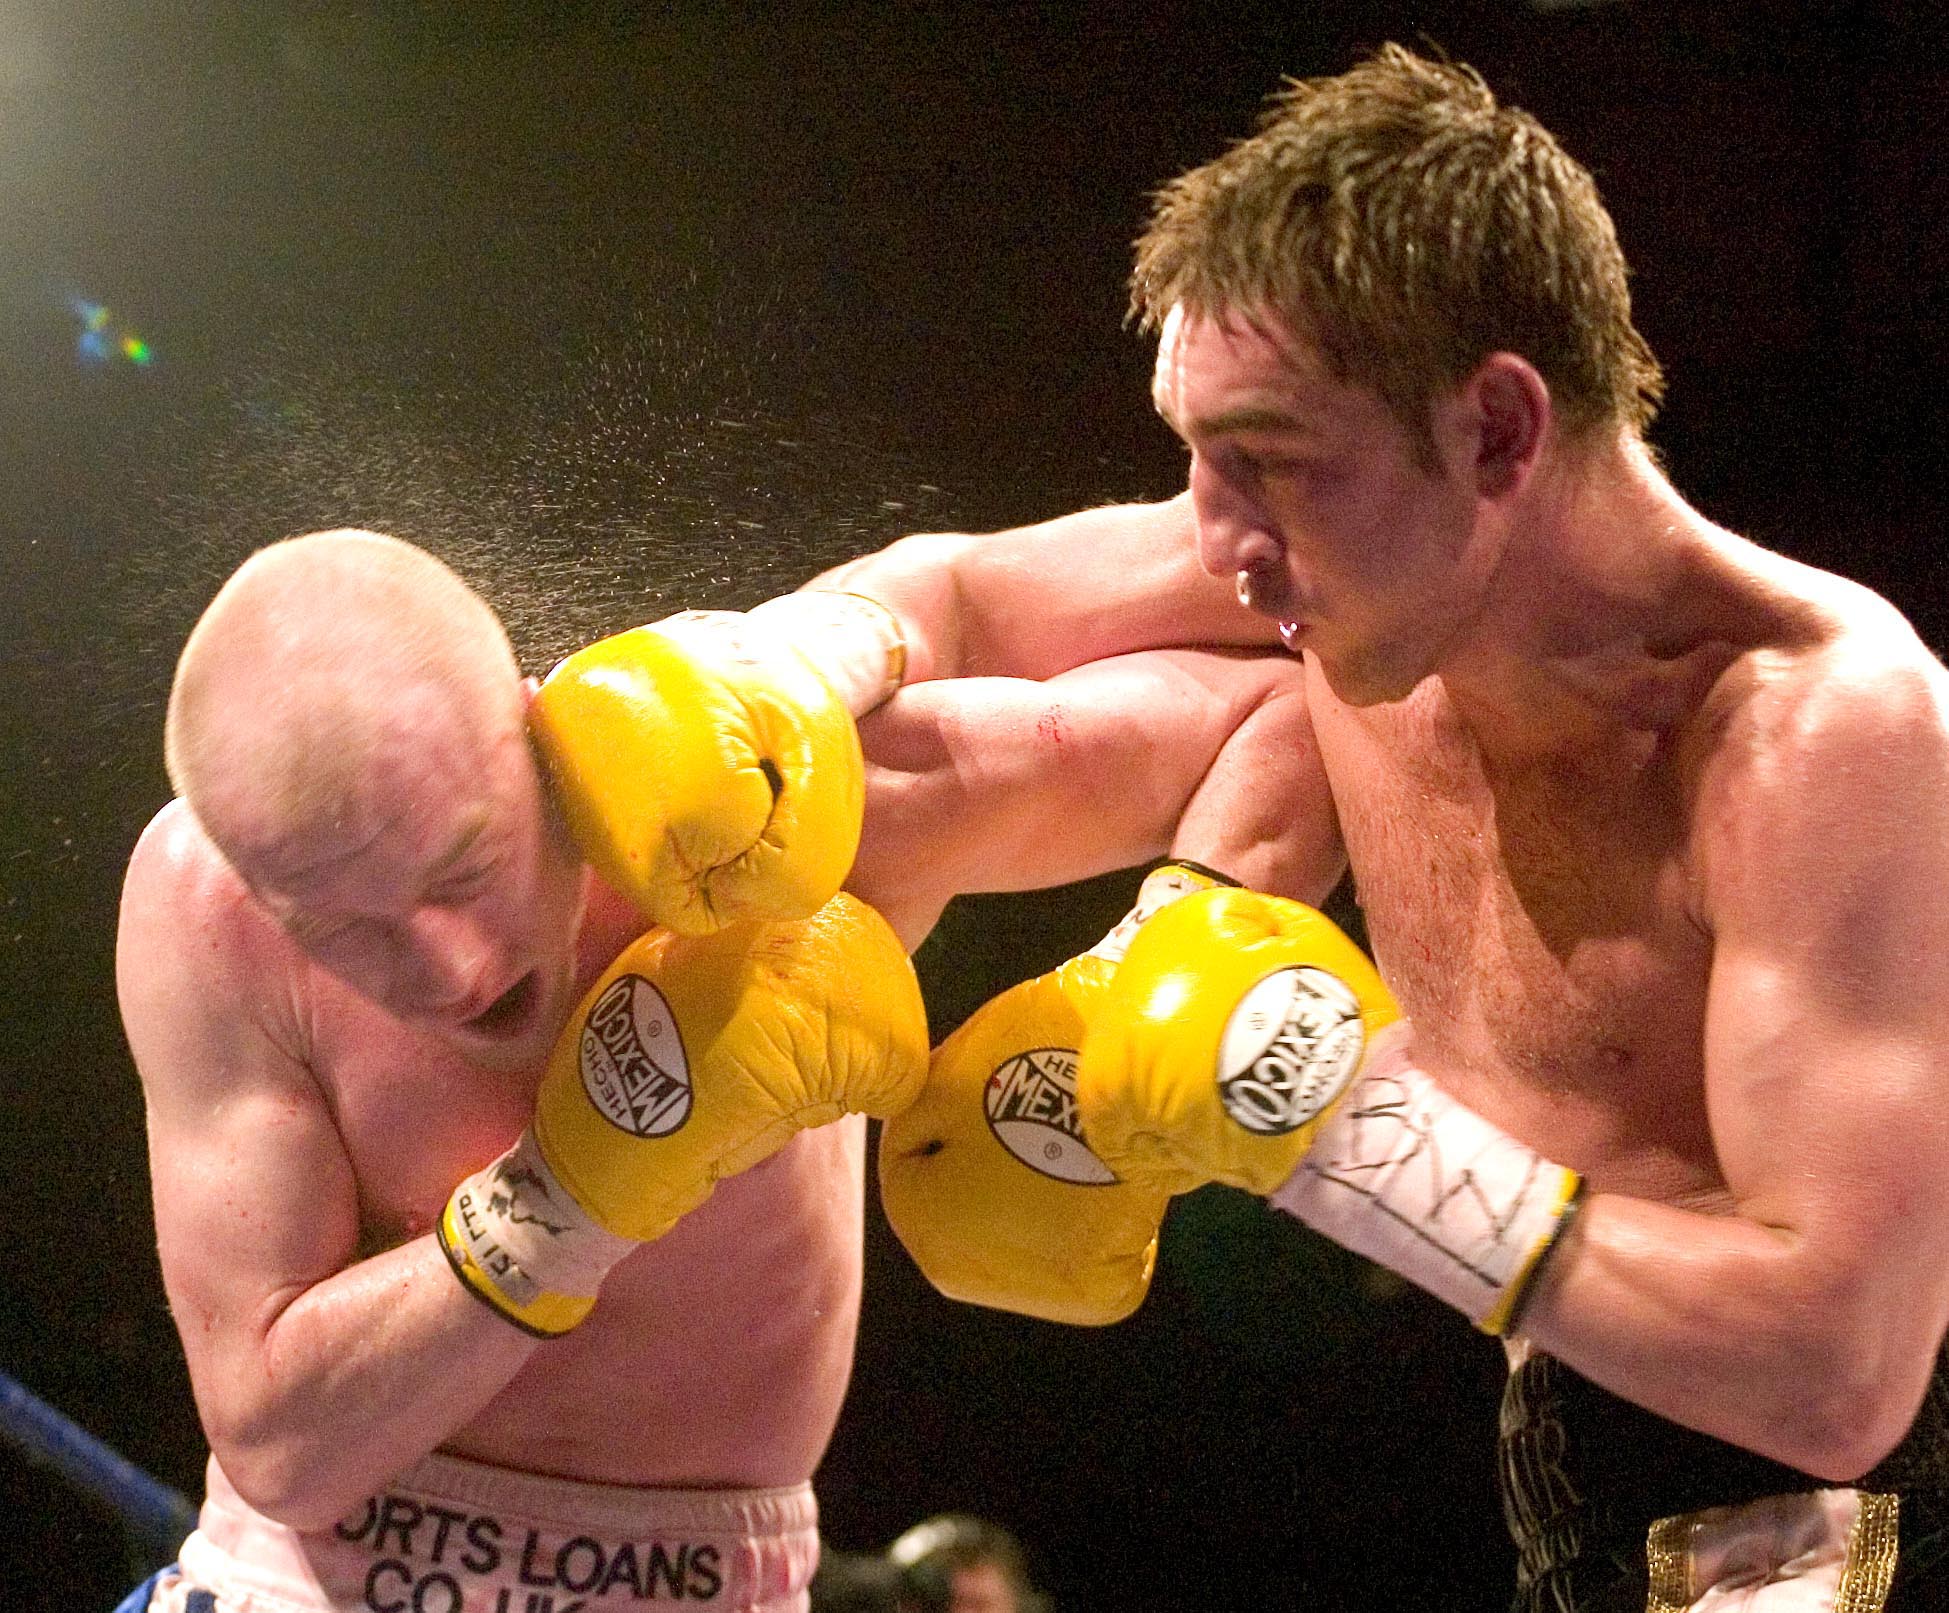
2, 2, 1943, 1609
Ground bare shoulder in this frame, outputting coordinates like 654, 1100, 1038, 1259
1705, 571, 1946, 783
120, 799, 259, 967
1692, 569, 1949, 909
118, 799, 308, 1091
124, 797, 224, 900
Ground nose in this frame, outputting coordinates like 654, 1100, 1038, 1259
396, 903, 505, 1017
1187, 452, 1280, 580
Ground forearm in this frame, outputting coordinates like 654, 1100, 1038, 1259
849, 667, 1191, 952
850, 649, 1330, 951
200, 1235, 541, 1528
1517, 1193, 1937, 1480
1280, 1059, 1938, 1479
1166, 681, 1344, 904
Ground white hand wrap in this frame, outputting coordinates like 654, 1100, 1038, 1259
1270, 1027, 1583, 1335
653, 594, 905, 719
727, 589, 909, 716
438, 1130, 637, 1337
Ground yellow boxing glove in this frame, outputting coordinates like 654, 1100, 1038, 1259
1079, 886, 1398, 1198
531, 592, 905, 935
1081, 888, 1583, 1335
879, 865, 1226, 1326
440, 891, 927, 1336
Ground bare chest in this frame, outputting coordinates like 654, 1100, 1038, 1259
308, 990, 538, 1248
1316, 686, 1719, 1194
284, 904, 865, 1485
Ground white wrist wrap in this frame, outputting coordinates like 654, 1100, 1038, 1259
1269, 1030, 1582, 1335
438, 1130, 637, 1337
747, 590, 908, 715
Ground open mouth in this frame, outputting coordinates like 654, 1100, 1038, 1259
464, 971, 541, 1040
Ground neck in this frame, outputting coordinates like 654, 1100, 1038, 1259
1432, 437, 1743, 762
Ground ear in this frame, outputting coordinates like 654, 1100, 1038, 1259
1459, 352, 1550, 500
519, 673, 542, 710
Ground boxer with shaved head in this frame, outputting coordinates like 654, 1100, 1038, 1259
116, 527, 1321, 1613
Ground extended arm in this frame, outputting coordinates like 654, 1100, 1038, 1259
540, 499, 1273, 938
117, 807, 539, 1529
847, 646, 1343, 951
810, 494, 1275, 684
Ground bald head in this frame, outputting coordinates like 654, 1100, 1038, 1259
166, 530, 524, 870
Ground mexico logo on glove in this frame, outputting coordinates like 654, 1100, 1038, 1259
984, 1047, 1119, 1186
1216, 967, 1365, 1135
579, 975, 692, 1137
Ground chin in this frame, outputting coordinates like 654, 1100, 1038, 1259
1313, 626, 1442, 707
1317, 657, 1421, 709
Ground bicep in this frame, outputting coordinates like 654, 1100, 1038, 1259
1702, 684, 1949, 1313
118, 868, 361, 1412
147, 1074, 362, 1383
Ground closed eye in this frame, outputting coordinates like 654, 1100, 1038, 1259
281, 909, 378, 955
1206, 442, 1272, 485
429, 861, 495, 905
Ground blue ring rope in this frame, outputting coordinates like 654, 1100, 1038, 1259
0, 1368, 198, 1555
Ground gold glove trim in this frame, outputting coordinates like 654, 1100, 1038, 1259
1838, 1492, 1899, 1613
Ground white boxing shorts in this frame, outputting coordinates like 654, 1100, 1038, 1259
141, 1451, 819, 1613
1645, 1488, 1899, 1613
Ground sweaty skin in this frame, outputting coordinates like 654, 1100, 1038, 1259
121, 783, 864, 1528
850, 645, 1342, 943
814, 305, 1949, 1482
118, 555, 1319, 1532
